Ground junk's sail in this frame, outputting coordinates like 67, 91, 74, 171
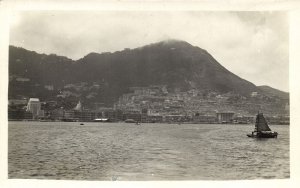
255, 113, 271, 132
247, 112, 277, 138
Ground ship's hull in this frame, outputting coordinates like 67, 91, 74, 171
247, 131, 278, 138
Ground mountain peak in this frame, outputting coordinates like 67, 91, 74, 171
161, 38, 188, 44
150, 39, 193, 48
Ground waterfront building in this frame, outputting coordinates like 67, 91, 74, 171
193, 115, 217, 124
73, 110, 97, 121
26, 98, 42, 119
39, 109, 45, 118
233, 116, 255, 124
24, 111, 33, 120
146, 115, 163, 123
114, 109, 123, 121
216, 112, 235, 123
265, 115, 290, 125
50, 108, 64, 120
64, 110, 75, 119
141, 108, 148, 122
8, 109, 33, 120
103, 109, 117, 121
123, 110, 141, 122
165, 115, 185, 123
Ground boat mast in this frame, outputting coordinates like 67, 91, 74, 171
254, 112, 259, 132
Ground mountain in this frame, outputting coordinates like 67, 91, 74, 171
8, 40, 282, 107
75, 40, 258, 95
9, 46, 77, 101
258, 85, 289, 100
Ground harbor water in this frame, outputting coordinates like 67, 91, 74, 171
8, 121, 289, 180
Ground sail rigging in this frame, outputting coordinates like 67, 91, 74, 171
247, 112, 278, 138
255, 113, 271, 132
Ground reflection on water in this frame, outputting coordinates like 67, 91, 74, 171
8, 122, 289, 180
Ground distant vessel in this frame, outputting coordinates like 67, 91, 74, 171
125, 119, 136, 123
247, 113, 278, 138
94, 118, 109, 122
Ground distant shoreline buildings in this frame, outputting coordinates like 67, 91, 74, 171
8, 97, 290, 125
8, 85, 289, 124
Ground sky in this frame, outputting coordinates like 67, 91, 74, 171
9, 11, 289, 92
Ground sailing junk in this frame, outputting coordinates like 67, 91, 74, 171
247, 113, 278, 138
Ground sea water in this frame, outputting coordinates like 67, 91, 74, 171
8, 121, 289, 180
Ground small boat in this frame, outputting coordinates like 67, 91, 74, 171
94, 118, 109, 122
125, 119, 136, 123
247, 113, 278, 138
80, 123, 84, 125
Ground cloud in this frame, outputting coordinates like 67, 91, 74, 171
9, 11, 289, 91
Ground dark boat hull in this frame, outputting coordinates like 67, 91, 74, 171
247, 131, 278, 138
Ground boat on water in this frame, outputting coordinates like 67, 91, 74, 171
94, 118, 110, 122
247, 113, 278, 138
125, 119, 136, 123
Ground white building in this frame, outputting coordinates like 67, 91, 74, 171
251, 92, 258, 97
26, 98, 42, 119
74, 101, 82, 111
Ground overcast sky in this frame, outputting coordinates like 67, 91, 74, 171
9, 11, 289, 92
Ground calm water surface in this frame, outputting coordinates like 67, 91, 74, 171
8, 122, 289, 180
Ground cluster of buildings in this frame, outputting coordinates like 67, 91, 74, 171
115, 85, 289, 118
8, 97, 289, 124
8, 98, 44, 120
7, 85, 289, 125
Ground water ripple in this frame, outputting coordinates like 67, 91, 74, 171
8, 122, 289, 180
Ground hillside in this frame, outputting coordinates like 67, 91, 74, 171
258, 85, 289, 100
8, 40, 285, 107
